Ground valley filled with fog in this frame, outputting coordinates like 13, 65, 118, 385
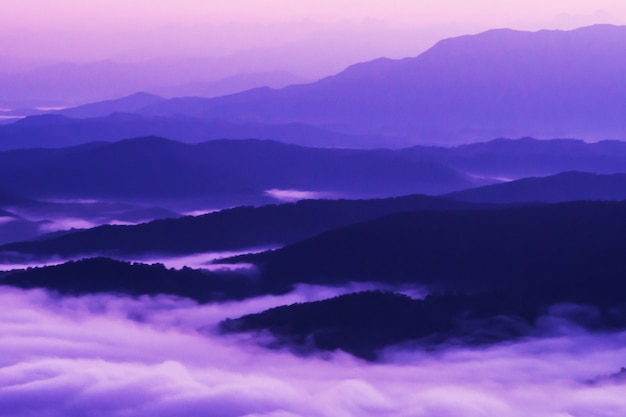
2, 7, 626, 415
3, 286, 626, 417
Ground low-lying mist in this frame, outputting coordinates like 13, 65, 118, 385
0, 249, 271, 272
1, 286, 625, 417
265, 189, 339, 202
0, 201, 183, 246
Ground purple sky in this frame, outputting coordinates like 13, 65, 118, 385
4, 0, 626, 30
2, 0, 625, 76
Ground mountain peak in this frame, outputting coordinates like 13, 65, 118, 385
137, 25, 626, 146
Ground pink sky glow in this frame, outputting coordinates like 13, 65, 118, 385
1, 0, 625, 66
3, 0, 626, 29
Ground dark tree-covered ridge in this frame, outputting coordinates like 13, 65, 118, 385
0, 257, 266, 302
1, 194, 479, 258
225, 201, 626, 293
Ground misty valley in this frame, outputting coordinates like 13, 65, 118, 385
2, 22, 626, 417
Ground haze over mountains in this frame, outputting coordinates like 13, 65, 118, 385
6, 200, 626, 360
0, 137, 475, 206
0, 111, 393, 150
3, 135, 626, 204
0, 58, 310, 109
2, 20, 626, 391
2, 25, 626, 256
0, 20, 448, 109
2, 25, 625, 149
4, 3, 626, 415
8, 167, 626, 259
3, 133, 626, 246
136, 24, 626, 145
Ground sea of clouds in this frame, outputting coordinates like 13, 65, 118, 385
1, 285, 625, 417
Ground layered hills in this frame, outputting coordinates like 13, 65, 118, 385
2, 25, 625, 149
6, 201, 626, 358
447, 171, 626, 203
0, 137, 475, 205
0, 194, 478, 258
138, 25, 626, 145
225, 201, 626, 292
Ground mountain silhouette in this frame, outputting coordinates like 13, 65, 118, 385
222, 282, 626, 360
405, 137, 626, 179
0, 257, 263, 302
0, 137, 474, 204
0, 112, 396, 150
446, 171, 626, 203
0, 194, 479, 258
138, 25, 626, 145
225, 201, 626, 292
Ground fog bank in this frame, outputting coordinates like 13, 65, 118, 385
1, 287, 625, 416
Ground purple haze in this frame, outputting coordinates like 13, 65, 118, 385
1, 286, 626, 417
137, 25, 626, 145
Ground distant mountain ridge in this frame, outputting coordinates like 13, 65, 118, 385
56, 92, 165, 118
405, 137, 626, 178
3, 135, 626, 209
136, 25, 626, 145
2, 26, 625, 148
149, 71, 307, 99
0, 112, 395, 150
2, 26, 626, 149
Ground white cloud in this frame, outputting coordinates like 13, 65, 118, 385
1, 286, 625, 417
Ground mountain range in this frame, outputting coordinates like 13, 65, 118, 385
6, 200, 626, 358
0, 194, 478, 259
4, 137, 626, 249
224, 201, 626, 292
3, 23, 626, 361
0, 111, 393, 150
0, 137, 476, 205
447, 171, 626, 203
2, 25, 625, 149
3, 135, 626, 207
404, 137, 626, 178
135, 25, 626, 145
221, 280, 626, 359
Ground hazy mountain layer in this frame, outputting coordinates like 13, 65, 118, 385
0, 137, 473, 204
405, 137, 626, 178
0, 112, 399, 150
56, 92, 166, 118
138, 25, 626, 145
